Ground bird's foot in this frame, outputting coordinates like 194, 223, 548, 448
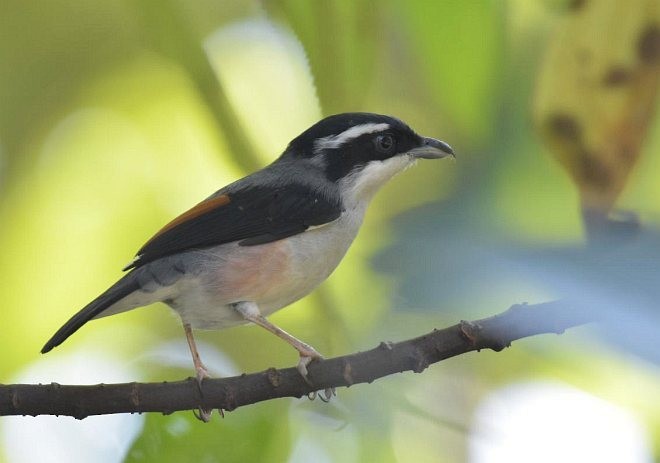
296, 344, 324, 381
230, 306, 336, 402
193, 365, 215, 422
195, 363, 211, 384
296, 346, 335, 402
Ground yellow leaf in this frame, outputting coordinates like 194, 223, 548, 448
534, 1, 659, 213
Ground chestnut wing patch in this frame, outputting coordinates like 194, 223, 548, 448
125, 184, 342, 270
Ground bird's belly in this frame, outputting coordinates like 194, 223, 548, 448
172, 215, 362, 329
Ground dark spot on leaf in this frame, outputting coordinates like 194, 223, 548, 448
602, 65, 632, 86
638, 23, 660, 64
548, 114, 582, 143
569, 0, 587, 11
578, 150, 611, 190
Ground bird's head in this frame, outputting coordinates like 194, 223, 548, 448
280, 113, 454, 205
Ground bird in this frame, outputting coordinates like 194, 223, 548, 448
41, 112, 454, 392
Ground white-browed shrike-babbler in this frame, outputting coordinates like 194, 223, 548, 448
42, 112, 454, 395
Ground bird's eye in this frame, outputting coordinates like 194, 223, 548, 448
374, 134, 396, 154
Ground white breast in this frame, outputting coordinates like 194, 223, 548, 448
171, 206, 367, 329
276, 204, 367, 308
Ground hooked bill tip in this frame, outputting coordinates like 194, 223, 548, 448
410, 137, 455, 159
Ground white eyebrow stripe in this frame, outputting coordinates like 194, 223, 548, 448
314, 122, 390, 152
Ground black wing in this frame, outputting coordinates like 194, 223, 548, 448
125, 182, 342, 270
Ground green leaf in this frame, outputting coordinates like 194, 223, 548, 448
396, 0, 506, 140
126, 402, 291, 462
264, 0, 380, 115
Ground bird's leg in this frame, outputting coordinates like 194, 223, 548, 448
183, 323, 213, 422
232, 302, 327, 382
184, 323, 210, 382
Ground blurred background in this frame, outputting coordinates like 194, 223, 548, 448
1, 0, 659, 462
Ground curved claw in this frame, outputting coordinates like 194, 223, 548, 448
307, 387, 337, 402
193, 367, 213, 422
296, 347, 324, 384
193, 407, 213, 422
319, 388, 336, 402
297, 356, 314, 384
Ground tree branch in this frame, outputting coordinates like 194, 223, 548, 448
0, 300, 593, 419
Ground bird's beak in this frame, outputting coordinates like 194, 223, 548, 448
408, 137, 455, 159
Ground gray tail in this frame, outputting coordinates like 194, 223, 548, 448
41, 272, 140, 354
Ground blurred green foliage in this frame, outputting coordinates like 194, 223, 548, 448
0, 1, 659, 462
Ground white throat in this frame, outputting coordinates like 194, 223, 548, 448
339, 155, 416, 209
